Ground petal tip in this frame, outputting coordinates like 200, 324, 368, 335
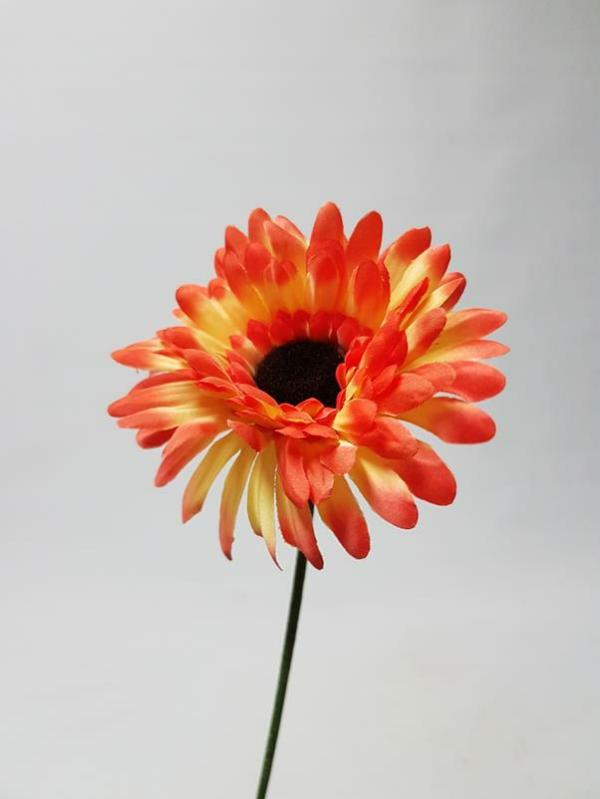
181, 506, 195, 524
154, 473, 168, 488
353, 540, 371, 559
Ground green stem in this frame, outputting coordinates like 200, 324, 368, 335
255, 549, 308, 799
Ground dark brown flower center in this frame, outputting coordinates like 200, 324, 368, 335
254, 339, 344, 408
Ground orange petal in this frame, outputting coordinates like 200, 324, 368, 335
334, 398, 378, 437
128, 370, 197, 392
264, 220, 306, 269
356, 416, 419, 460
317, 476, 370, 559
227, 420, 269, 451
415, 338, 509, 365
319, 441, 357, 475
413, 309, 508, 366
224, 225, 248, 257
174, 287, 237, 351
375, 373, 435, 414
155, 419, 222, 487
401, 397, 496, 443
136, 428, 175, 449
108, 381, 200, 417
370, 363, 399, 396
310, 202, 345, 245
404, 308, 447, 362
436, 273, 467, 311
175, 284, 207, 324
407, 362, 456, 392
275, 437, 310, 506
390, 244, 451, 308
446, 360, 506, 401
243, 241, 272, 282
302, 423, 337, 439
247, 208, 271, 245
292, 309, 310, 338
360, 320, 408, 375
392, 443, 456, 506
222, 252, 269, 318
273, 215, 305, 240
117, 406, 202, 431
184, 349, 229, 379
351, 260, 390, 327
158, 326, 202, 350
393, 277, 431, 327
246, 319, 273, 354
112, 340, 184, 373
346, 211, 383, 268
307, 247, 344, 311
276, 476, 324, 569
417, 272, 467, 314
305, 457, 335, 504
442, 308, 507, 345
350, 450, 418, 528
383, 227, 432, 288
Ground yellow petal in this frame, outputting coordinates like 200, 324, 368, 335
219, 447, 257, 559
247, 443, 278, 563
182, 432, 242, 522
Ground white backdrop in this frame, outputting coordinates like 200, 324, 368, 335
1, 1, 599, 797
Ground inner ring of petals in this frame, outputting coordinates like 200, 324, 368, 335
254, 339, 345, 408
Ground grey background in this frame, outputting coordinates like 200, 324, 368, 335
1, 1, 598, 797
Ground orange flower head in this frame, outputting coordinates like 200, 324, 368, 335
108, 203, 508, 568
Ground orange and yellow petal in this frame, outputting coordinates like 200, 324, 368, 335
317, 476, 370, 559
246, 444, 279, 563
441, 308, 507, 344
310, 202, 345, 246
389, 244, 451, 310
304, 456, 335, 504
400, 397, 496, 444
350, 449, 418, 529
346, 211, 383, 269
112, 339, 186, 372
219, 447, 257, 560
155, 419, 224, 487
350, 260, 390, 328
108, 380, 203, 418
404, 308, 447, 363
374, 373, 436, 414
275, 437, 311, 507
276, 476, 324, 569
392, 443, 456, 506
447, 360, 506, 402
136, 428, 175, 449
182, 432, 243, 523
383, 226, 432, 290
356, 417, 419, 460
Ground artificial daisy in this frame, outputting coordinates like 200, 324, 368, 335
109, 203, 507, 568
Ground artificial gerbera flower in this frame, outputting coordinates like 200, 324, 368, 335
108, 203, 507, 568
